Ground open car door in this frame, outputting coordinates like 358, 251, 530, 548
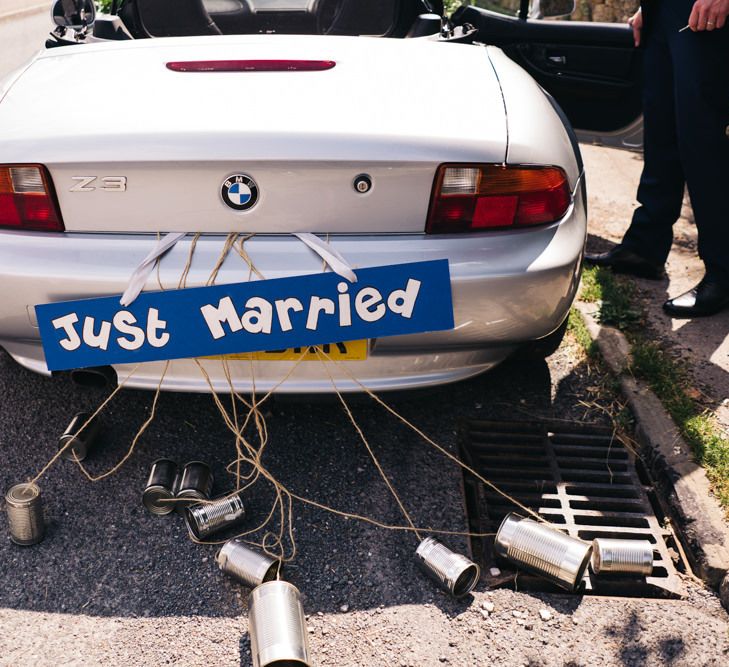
452, 1, 643, 150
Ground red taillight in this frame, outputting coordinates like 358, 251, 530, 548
426, 164, 571, 234
0, 165, 64, 232
166, 60, 336, 72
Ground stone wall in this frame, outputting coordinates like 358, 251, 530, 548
571, 0, 640, 22
453, 0, 641, 23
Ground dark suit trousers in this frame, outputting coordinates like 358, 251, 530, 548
622, 0, 729, 285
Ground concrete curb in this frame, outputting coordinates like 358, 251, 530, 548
575, 300, 729, 593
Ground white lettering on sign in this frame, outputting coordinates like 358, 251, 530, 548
49, 277, 424, 356
200, 297, 243, 340
387, 279, 421, 319
52, 313, 82, 351
306, 296, 336, 330
146, 308, 170, 348
113, 311, 145, 351
51, 310, 171, 352
83, 316, 112, 351
337, 282, 352, 327
242, 297, 272, 334
198, 278, 423, 341
275, 298, 304, 332
355, 287, 386, 323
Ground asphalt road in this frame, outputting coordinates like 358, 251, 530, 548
1, 13, 729, 667
0, 6, 50, 76
1, 342, 728, 666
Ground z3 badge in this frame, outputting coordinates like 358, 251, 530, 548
221, 174, 259, 211
70, 176, 127, 192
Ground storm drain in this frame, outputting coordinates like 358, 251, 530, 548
459, 419, 685, 597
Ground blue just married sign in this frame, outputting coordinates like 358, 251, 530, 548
35, 260, 454, 372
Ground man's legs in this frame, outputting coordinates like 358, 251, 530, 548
620, 7, 685, 264
668, 7, 729, 287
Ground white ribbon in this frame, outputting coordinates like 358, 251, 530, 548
294, 233, 357, 283
120, 232, 186, 306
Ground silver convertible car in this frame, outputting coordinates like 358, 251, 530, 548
0, 0, 643, 393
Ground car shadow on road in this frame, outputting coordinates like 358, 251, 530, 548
0, 349, 564, 620
0, 341, 621, 630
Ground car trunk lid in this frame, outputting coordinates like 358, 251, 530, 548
0, 35, 507, 233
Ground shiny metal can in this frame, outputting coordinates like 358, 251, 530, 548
176, 461, 214, 514
142, 459, 179, 516
591, 538, 653, 575
216, 539, 282, 588
249, 581, 311, 667
6, 483, 45, 546
58, 412, 101, 462
186, 492, 246, 539
494, 512, 592, 591
415, 536, 480, 598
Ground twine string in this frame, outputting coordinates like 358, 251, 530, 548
30, 232, 555, 563
206, 233, 239, 286
316, 349, 423, 542
72, 362, 170, 483
30, 364, 142, 485
316, 349, 548, 525
178, 232, 202, 289
234, 235, 265, 281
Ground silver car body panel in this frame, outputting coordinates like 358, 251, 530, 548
1, 34, 515, 234
0, 35, 585, 393
0, 190, 585, 393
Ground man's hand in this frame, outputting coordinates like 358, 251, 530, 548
689, 0, 729, 31
628, 8, 643, 46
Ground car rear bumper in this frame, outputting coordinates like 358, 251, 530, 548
0, 190, 585, 393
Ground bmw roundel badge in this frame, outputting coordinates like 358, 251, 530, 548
221, 174, 259, 211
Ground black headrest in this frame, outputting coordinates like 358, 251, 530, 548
136, 0, 222, 36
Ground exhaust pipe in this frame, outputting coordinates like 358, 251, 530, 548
70, 365, 118, 389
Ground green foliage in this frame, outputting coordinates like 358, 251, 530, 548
566, 307, 596, 357
580, 265, 729, 509
443, 0, 465, 13
96, 0, 114, 13
579, 266, 642, 330
631, 341, 729, 507
631, 342, 693, 422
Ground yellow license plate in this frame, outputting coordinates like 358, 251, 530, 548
210, 340, 368, 361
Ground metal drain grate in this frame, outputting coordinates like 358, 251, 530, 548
459, 419, 684, 597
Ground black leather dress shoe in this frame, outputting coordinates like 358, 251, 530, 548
584, 245, 665, 280
663, 279, 729, 317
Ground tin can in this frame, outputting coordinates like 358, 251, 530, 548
217, 539, 282, 588
494, 512, 592, 591
175, 461, 214, 514
142, 459, 179, 516
249, 581, 311, 667
415, 536, 480, 598
58, 412, 101, 462
591, 538, 653, 575
186, 492, 246, 539
6, 483, 45, 546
